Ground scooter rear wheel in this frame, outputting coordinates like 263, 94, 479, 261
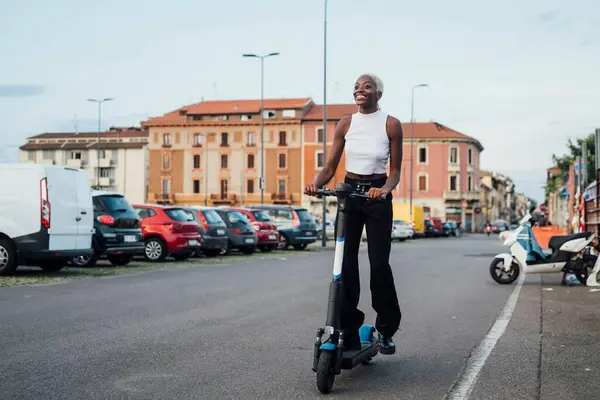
490, 258, 520, 284
316, 350, 336, 394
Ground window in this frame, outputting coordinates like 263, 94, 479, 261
221, 132, 228, 146
450, 175, 458, 191
450, 147, 458, 164
247, 179, 254, 194
282, 109, 296, 118
194, 133, 201, 145
247, 154, 255, 169
220, 179, 228, 198
193, 154, 200, 169
221, 154, 228, 169
279, 131, 287, 146
161, 179, 170, 194
247, 132, 255, 146
278, 153, 286, 168
100, 168, 112, 178
193, 179, 200, 194
468, 148, 473, 165
71, 151, 81, 160
278, 179, 286, 194
164, 208, 194, 222
468, 174, 473, 191
263, 110, 276, 119
241, 115, 252, 121
418, 175, 427, 191
317, 128, 324, 143
163, 133, 170, 146
163, 154, 170, 169
419, 147, 427, 163
28, 151, 34, 160
316, 151, 324, 168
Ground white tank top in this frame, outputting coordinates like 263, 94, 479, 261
344, 109, 390, 175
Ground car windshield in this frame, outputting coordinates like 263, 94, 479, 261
165, 208, 194, 221
97, 195, 135, 213
226, 211, 250, 229
394, 220, 406, 225
251, 211, 271, 221
202, 210, 224, 224
296, 210, 314, 222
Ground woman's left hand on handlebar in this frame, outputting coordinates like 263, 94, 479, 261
367, 187, 389, 199
304, 183, 321, 197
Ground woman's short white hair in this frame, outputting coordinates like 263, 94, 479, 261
359, 73, 384, 96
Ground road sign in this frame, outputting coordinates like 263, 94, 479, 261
461, 200, 467, 209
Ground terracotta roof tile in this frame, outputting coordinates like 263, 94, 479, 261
184, 98, 312, 115
29, 127, 148, 139
302, 104, 357, 121
406, 122, 483, 150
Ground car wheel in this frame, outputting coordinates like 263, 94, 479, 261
145, 238, 167, 262
241, 246, 255, 255
71, 251, 98, 267
278, 234, 290, 250
203, 249, 221, 257
0, 238, 18, 276
107, 254, 133, 266
293, 243, 308, 250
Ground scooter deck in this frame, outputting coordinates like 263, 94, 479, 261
341, 340, 380, 370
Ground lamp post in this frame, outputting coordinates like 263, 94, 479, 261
409, 84, 428, 225
243, 52, 280, 205
87, 97, 113, 187
321, 0, 328, 248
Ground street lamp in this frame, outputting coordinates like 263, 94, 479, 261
87, 97, 113, 187
243, 52, 280, 204
321, 0, 328, 248
408, 84, 428, 225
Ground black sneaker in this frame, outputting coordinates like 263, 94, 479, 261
379, 337, 395, 355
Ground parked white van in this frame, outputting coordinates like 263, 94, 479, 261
0, 164, 94, 275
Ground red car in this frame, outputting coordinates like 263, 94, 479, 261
132, 204, 202, 262
227, 207, 279, 252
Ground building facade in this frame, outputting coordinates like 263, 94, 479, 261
394, 122, 484, 229
18, 127, 149, 204
142, 98, 312, 206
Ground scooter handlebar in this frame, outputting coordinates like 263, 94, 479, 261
310, 188, 381, 200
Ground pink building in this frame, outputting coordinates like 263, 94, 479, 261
395, 122, 484, 227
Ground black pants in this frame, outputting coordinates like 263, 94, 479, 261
338, 176, 401, 343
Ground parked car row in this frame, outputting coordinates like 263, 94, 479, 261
0, 164, 323, 276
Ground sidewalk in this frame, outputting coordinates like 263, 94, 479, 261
470, 272, 600, 399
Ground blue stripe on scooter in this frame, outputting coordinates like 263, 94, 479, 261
336, 237, 344, 242
333, 274, 341, 280
320, 343, 337, 350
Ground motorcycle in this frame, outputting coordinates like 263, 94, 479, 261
490, 213, 600, 286
485, 224, 491, 237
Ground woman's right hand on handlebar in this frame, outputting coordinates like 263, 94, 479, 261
304, 183, 321, 197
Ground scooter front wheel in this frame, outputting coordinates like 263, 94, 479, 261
316, 350, 336, 394
490, 258, 520, 284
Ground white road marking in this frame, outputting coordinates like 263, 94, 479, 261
445, 271, 526, 400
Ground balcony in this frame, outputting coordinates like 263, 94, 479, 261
271, 192, 299, 205
67, 159, 82, 168
443, 191, 480, 202
99, 158, 113, 168
98, 177, 112, 187
150, 192, 175, 204
210, 193, 238, 205
40, 158, 55, 165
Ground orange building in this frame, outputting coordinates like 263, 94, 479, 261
142, 98, 315, 206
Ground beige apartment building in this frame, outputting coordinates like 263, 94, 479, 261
142, 98, 312, 206
18, 127, 149, 204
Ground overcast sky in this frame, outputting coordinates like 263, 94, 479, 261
2, 0, 599, 202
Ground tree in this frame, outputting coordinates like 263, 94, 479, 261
551, 133, 596, 183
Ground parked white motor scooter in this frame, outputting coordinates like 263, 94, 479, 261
490, 213, 600, 286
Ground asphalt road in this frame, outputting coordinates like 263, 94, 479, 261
1, 236, 595, 399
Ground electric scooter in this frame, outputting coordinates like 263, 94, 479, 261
490, 213, 600, 287
310, 182, 383, 394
